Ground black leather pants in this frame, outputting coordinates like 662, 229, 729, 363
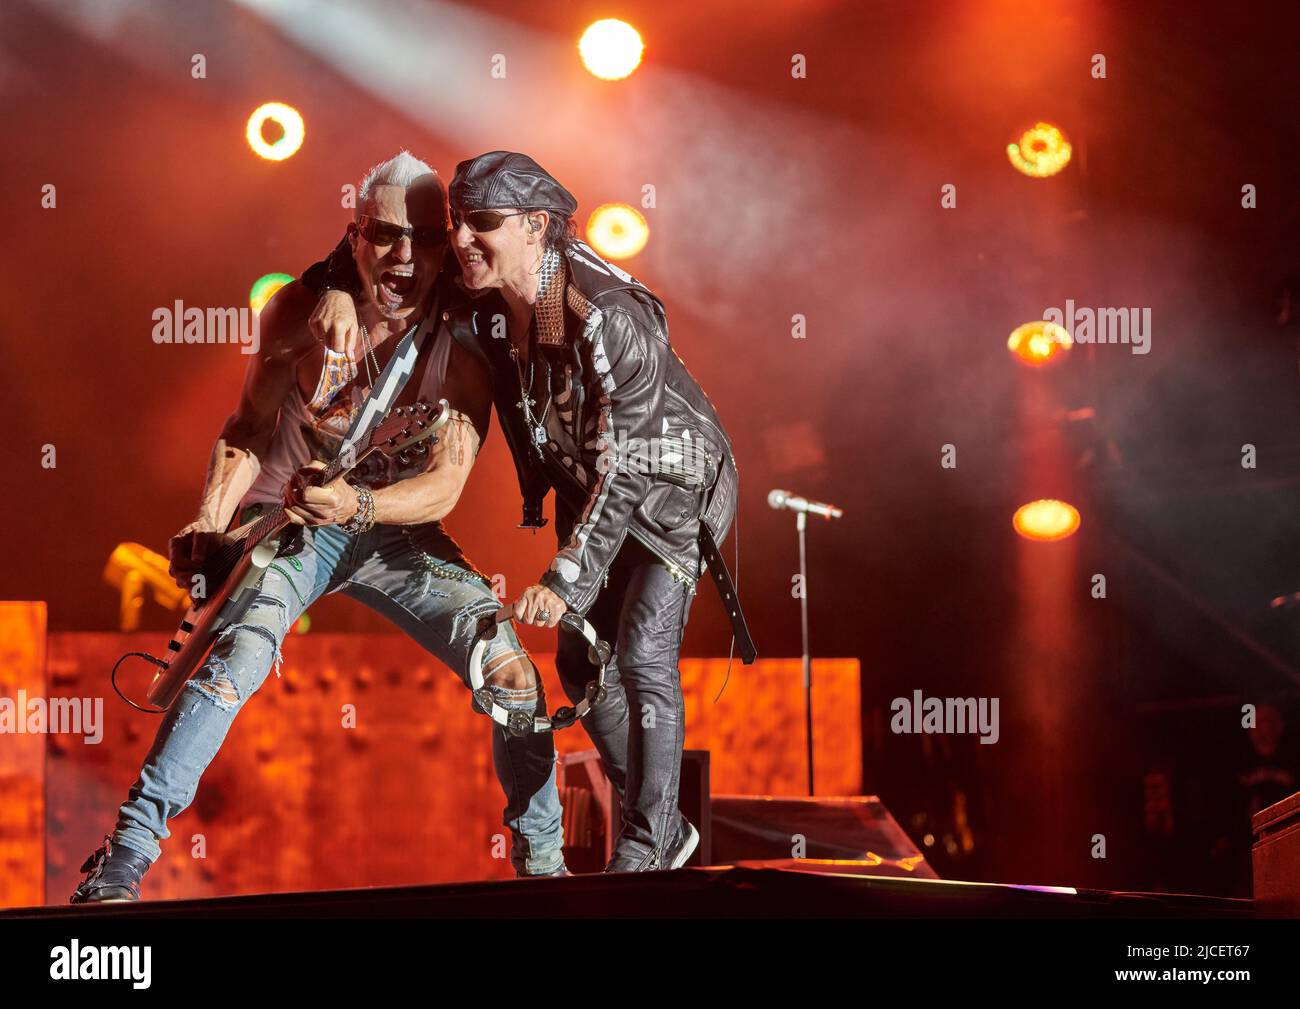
555, 536, 696, 869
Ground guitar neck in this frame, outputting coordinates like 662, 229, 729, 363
242, 452, 355, 548
200, 400, 442, 592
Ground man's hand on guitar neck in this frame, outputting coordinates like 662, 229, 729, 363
284, 460, 361, 526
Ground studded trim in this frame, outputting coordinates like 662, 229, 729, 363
534, 248, 566, 347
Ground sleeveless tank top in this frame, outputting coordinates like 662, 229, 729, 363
241, 326, 454, 508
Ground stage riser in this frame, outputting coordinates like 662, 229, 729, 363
1252, 790, 1300, 917
0, 611, 860, 906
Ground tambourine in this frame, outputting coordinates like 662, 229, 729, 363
468, 608, 611, 735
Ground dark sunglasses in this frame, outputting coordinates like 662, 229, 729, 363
356, 214, 446, 248
450, 207, 532, 233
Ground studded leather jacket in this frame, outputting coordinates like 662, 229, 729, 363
442, 241, 739, 616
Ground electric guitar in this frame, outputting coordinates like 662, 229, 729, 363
139, 399, 449, 710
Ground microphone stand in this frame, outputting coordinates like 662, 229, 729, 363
796, 510, 814, 796
772, 489, 841, 797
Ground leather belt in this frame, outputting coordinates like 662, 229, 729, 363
699, 523, 757, 664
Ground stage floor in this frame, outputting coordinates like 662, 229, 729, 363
2, 860, 1252, 919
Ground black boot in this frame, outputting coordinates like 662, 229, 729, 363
70, 835, 152, 904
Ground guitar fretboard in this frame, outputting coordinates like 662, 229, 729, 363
205, 453, 350, 582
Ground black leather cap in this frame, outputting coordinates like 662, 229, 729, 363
449, 151, 577, 216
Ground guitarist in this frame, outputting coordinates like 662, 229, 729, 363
71, 152, 567, 903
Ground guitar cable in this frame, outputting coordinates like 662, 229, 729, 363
110, 652, 172, 714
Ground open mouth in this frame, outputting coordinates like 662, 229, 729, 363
461, 251, 487, 275
378, 269, 416, 304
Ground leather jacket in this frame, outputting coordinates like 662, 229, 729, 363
442, 240, 739, 616
302, 237, 740, 618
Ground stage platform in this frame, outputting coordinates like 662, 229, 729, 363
0, 860, 1251, 919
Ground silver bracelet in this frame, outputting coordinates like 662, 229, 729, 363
341, 484, 376, 534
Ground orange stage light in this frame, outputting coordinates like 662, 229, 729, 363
1007, 122, 1072, 178
1007, 319, 1072, 366
585, 203, 649, 260
1013, 499, 1081, 542
246, 102, 305, 161
103, 542, 190, 631
578, 19, 644, 80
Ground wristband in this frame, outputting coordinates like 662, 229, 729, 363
341, 483, 376, 534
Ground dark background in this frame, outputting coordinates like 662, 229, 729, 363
3, 0, 1299, 896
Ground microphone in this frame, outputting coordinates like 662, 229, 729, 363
768, 489, 843, 520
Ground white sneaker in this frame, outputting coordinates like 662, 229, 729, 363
666, 818, 700, 869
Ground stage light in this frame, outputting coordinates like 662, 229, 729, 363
1007, 320, 1072, 366
103, 543, 190, 632
250, 273, 294, 314
578, 19, 644, 80
1013, 500, 1081, 542
1006, 122, 1072, 178
586, 203, 649, 260
246, 101, 305, 161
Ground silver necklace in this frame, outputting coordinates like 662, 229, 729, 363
511, 246, 562, 458
358, 321, 381, 389
510, 342, 551, 459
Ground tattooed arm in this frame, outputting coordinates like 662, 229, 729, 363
358, 340, 492, 525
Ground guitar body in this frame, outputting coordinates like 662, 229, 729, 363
145, 525, 282, 711
130, 398, 449, 713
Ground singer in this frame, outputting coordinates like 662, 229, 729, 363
304, 151, 755, 872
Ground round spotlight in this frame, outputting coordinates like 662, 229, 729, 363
1007, 122, 1072, 178
578, 19, 644, 80
1007, 320, 1072, 367
1013, 499, 1081, 542
246, 102, 305, 161
586, 203, 649, 260
250, 272, 294, 314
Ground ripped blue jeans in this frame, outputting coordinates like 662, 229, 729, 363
110, 513, 566, 876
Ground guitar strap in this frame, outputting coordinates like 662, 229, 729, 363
237, 293, 442, 532
259, 304, 437, 553
339, 285, 442, 457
